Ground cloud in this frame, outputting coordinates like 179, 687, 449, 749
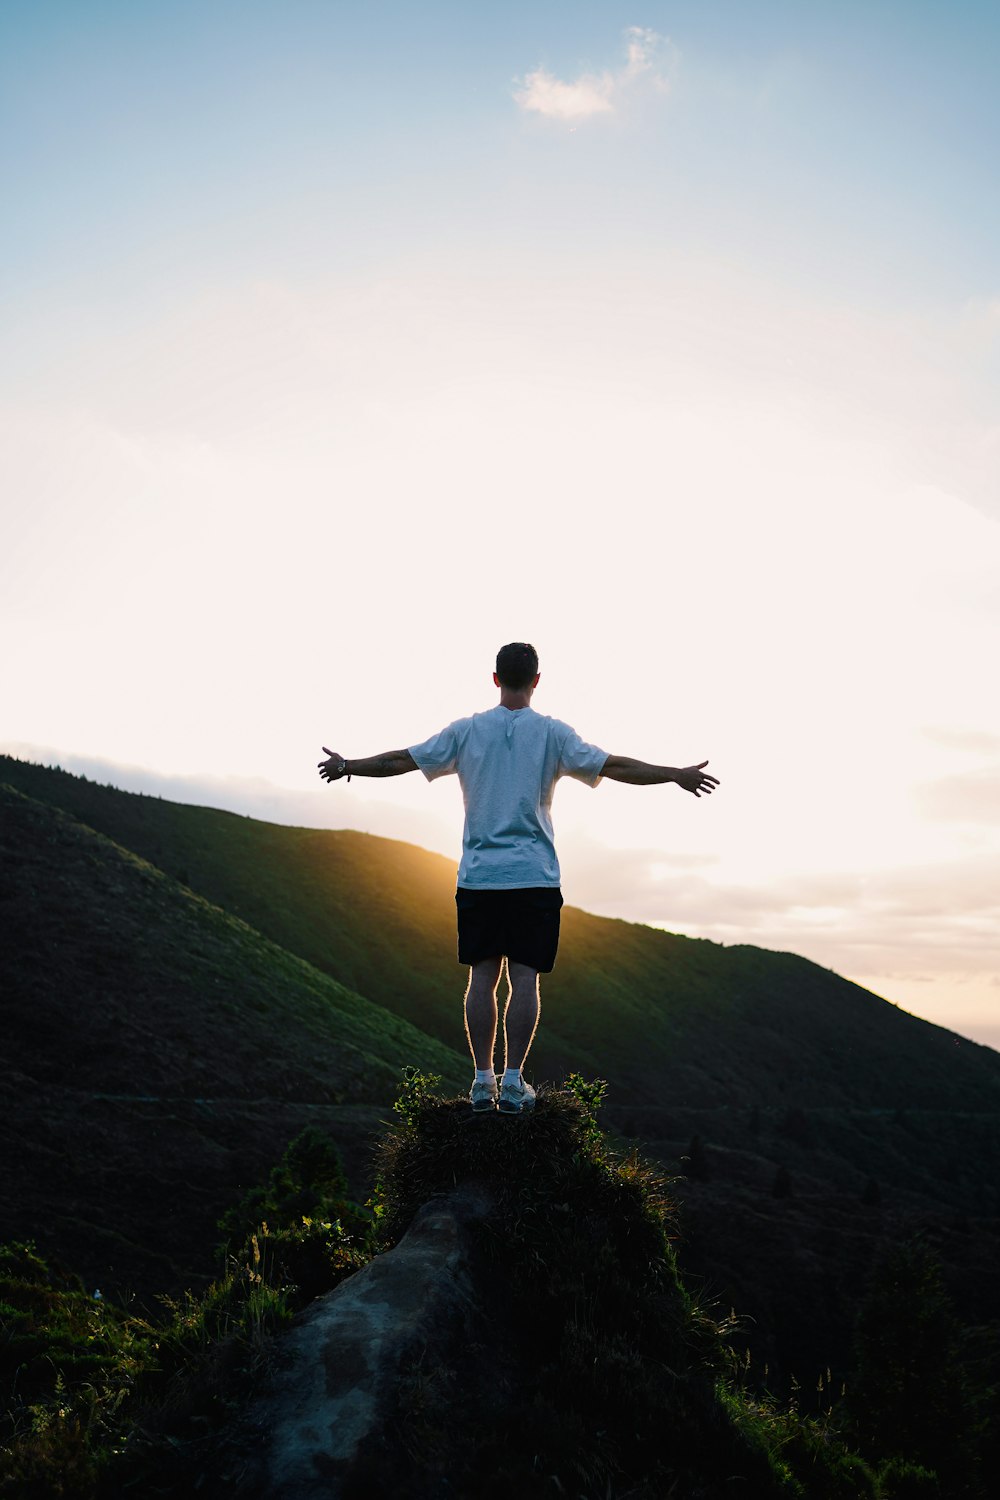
920, 727, 1000, 755
915, 765, 1000, 824
560, 836, 1000, 991
513, 27, 672, 122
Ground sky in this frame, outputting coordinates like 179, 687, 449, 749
3, 1, 1000, 1049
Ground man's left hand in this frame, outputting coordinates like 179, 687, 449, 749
675, 761, 719, 797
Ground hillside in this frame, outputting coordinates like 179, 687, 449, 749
0, 781, 465, 1298
4, 756, 998, 1116
3, 755, 999, 1390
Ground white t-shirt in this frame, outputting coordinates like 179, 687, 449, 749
408, 705, 608, 889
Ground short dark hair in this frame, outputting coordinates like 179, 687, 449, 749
495, 642, 539, 690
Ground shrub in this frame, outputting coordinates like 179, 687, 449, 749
877, 1457, 942, 1499
0, 1242, 158, 1499
847, 1238, 967, 1477
1, 1126, 371, 1497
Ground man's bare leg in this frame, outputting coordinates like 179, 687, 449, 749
503, 961, 541, 1073
464, 956, 503, 1071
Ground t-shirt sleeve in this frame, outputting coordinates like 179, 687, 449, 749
408, 720, 463, 781
557, 724, 609, 787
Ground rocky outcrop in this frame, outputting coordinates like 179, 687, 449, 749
208, 1093, 809, 1499
237, 1182, 495, 1498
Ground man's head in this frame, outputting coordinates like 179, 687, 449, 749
494, 642, 539, 691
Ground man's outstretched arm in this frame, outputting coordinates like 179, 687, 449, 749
601, 756, 719, 797
317, 747, 418, 782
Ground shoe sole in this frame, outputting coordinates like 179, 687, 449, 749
471, 1098, 496, 1112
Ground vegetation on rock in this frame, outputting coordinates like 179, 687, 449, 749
371, 1074, 876, 1499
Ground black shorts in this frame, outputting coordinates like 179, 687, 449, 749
456, 887, 564, 974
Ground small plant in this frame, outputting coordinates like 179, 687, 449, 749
391, 1065, 444, 1128
563, 1072, 607, 1151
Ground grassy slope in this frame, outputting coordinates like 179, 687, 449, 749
0, 782, 465, 1299
4, 755, 999, 1114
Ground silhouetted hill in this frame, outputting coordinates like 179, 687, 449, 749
5, 756, 998, 1115
3, 755, 999, 1392
0, 781, 465, 1298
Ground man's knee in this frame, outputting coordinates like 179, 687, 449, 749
467, 956, 504, 993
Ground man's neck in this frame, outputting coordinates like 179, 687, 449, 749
498, 687, 533, 710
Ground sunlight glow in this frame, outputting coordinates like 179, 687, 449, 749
2, 2, 999, 1049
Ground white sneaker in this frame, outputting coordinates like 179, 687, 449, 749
498, 1076, 536, 1115
470, 1077, 498, 1112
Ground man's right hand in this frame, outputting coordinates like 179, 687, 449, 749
318, 748, 349, 783
317, 747, 418, 780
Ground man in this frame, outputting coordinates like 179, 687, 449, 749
318, 642, 718, 1115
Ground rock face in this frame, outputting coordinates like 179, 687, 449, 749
241, 1183, 495, 1499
